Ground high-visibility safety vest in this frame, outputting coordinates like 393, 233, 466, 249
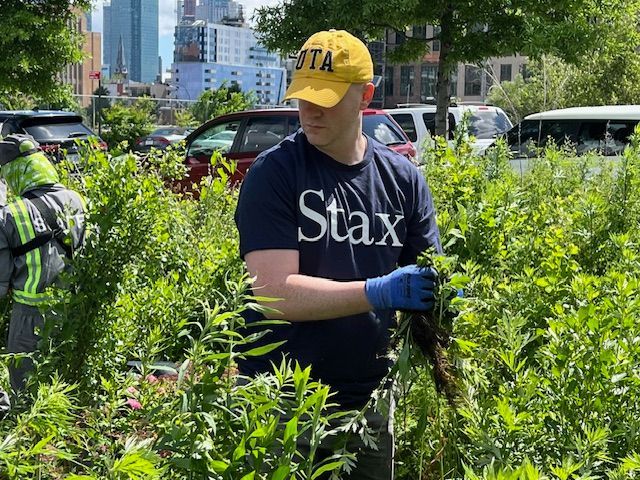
0, 185, 86, 306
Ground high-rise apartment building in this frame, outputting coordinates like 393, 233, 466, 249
195, 0, 244, 24
103, 0, 159, 83
173, 21, 285, 105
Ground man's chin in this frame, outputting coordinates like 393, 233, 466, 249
304, 132, 328, 148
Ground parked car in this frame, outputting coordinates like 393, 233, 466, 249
0, 110, 106, 164
385, 103, 513, 160
182, 108, 416, 187
134, 126, 193, 152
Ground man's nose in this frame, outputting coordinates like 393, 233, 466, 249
300, 100, 323, 117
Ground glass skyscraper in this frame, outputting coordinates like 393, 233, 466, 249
103, 0, 159, 83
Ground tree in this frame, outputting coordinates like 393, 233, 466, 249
100, 99, 155, 149
254, 0, 640, 136
175, 110, 199, 128
486, 56, 577, 122
0, 0, 91, 100
0, 85, 81, 112
190, 84, 255, 124
488, 22, 640, 122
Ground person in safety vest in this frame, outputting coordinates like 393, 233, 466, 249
0, 134, 86, 417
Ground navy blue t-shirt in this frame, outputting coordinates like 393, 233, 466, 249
234, 130, 441, 408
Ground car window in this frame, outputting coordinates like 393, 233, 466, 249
469, 110, 512, 139
506, 119, 542, 157
507, 120, 540, 144
607, 121, 637, 155
422, 112, 456, 139
153, 127, 185, 136
540, 120, 580, 147
576, 121, 608, 154
23, 122, 94, 141
239, 117, 288, 153
389, 113, 417, 142
0, 122, 14, 137
363, 114, 406, 146
188, 120, 240, 157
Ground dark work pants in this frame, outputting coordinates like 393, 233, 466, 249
235, 377, 394, 479
296, 401, 395, 480
7, 303, 44, 391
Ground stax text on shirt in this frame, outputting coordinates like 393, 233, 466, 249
297, 189, 404, 247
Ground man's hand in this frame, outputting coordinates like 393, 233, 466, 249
365, 265, 438, 311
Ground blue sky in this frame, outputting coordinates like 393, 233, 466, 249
90, 0, 278, 75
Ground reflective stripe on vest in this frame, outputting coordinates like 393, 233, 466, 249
12, 289, 52, 306
8, 199, 43, 305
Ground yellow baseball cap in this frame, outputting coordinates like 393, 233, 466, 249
284, 29, 374, 108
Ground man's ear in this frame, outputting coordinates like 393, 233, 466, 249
360, 82, 375, 109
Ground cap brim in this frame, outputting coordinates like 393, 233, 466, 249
284, 76, 351, 108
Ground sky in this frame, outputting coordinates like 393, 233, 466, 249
90, 0, 279, 75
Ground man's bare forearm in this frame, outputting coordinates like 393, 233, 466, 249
253, 274, 372, 321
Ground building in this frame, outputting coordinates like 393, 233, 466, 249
61, 11, 101, 107
195, 0, 244, 24
103, 0, 159, 83
172, 21, 286, 105
379, 27, 527, 108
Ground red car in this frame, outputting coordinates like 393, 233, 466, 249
182, 108, 416, 187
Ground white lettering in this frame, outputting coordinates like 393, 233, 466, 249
348, 211, 374, 245
375, 213, 404, 247
297, 190, 405, 247
298, 189, 327, 241
326, 198, 349, 242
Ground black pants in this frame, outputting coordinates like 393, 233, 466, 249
294, 401, 395, 479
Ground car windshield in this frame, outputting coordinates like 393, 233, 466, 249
189, 121, 241, 156
363, 114, 406, 145
24, 122, 94, 141
469, 110, 512, 139
152, 127, 186, 136
211, 131, 237, 140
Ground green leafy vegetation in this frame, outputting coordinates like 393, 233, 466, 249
0, 1, 91, 103
190, 84, 256, 124
100, 98, 156, 150
2, 128, 640, 478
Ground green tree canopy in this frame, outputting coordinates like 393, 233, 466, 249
254, 0, 640, 135
0, 1, 91, 101
190, 84, 255, 124
101, 98, 155, 149
0, 84, 80, 111
488, 15, 640, 122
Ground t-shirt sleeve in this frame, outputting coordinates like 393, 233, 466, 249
234, 152, 299, 259
398, 171, 442, 266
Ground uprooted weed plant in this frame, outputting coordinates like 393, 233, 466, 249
2, 126, 640, 478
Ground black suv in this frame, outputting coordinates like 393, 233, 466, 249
0, 110, 105, 162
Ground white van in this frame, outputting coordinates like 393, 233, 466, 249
503, 105, 640, 176
386, 104, 513, 160
505, 105, 640, 158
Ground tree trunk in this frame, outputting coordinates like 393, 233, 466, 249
435, 6, 454, 138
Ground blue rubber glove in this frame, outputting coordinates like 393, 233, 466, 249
365, 265, 438, 311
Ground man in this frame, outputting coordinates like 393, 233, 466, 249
0, 134, 86, 416
234, 30, 441, 478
